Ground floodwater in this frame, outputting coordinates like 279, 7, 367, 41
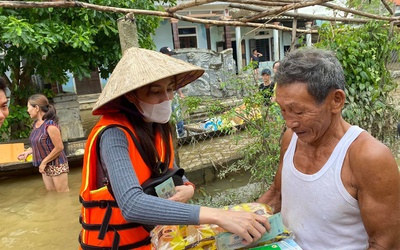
0, 166, 252, 250
0, 168, 82, 250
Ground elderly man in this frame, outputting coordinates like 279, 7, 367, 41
257, 48, 400, 249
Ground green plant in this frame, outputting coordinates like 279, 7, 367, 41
316, 21, 400, 144
206, 99, 225, 116
0, 0, 174, 141
190, 183, 263, 207
223, 105, 284, 186
346, 0, 387, 16
181, 96, 202, 114
0, 104, 31, 142
204, 72, 285, 192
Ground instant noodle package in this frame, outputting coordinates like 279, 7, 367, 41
150, 203, 300, 250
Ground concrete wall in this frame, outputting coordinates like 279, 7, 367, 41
173, 48, 237, 98
53, 94, 85, 141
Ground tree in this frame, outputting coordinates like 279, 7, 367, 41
1, 0, 399, 141
316, 21, 400, 142
346, 0, 389, 17
0, 0, 173, 140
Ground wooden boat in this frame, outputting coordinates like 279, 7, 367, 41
0, 138, 86, 177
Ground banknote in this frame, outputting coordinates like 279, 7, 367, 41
216, 213, 286, 250
155, 177, 176, 199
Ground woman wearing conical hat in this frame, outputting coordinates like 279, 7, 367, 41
78, 47, 270, 249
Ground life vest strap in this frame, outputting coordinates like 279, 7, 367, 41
99, 202, 112, 240
79, 214, 144, 231
79, 233, 151, 250
80, 196, 118, 208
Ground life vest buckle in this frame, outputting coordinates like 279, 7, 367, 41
99, 200, 108, 209
102, 176, 109, 186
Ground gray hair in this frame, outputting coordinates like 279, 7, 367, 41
275, 47, 346, 104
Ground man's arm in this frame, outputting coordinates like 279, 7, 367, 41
351, 134, 400, 250
257, 128, 293, 213
257, 178, 282, 213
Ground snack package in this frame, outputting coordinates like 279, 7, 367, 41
222, 202, 273, 214
150, 203, 294, 250
150, 225, 186, 250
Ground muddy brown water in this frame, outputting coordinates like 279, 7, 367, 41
0, 166, 252, 249
0, 167, 82, 249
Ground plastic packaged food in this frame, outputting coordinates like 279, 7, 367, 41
151, 203, 295, 250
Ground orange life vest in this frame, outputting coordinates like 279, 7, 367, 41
79, 113, 174, 250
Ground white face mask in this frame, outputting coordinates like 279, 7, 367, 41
137, 99, 172, 124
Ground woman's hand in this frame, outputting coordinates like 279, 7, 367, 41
219, 210, 270, 245
199, 207, 271, 245
38, 162, 47, 174
17, 151, 29, 161
17, 148, 33, 161
168, 185, 194, 203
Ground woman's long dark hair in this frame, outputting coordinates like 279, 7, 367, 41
120, 96, 173, 177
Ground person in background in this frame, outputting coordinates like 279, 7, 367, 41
79, 47, 270, 249
272, 61, 280, 76
250, 49, 263, 81
160, 46, 186, 138
17, 94, 70, 192
271, 60, 280, 83
257, 48, 400, 249
258, 68, 274, 106
159, 46, 175, 56
270, 61, 280, 103
0, 78, 10, 128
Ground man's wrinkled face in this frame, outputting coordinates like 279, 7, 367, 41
275, 82, 332, 144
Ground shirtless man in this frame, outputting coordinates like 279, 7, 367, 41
257, 48, 400, 249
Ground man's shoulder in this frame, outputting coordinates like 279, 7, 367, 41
280, 129, 294, 151
351, 131, 387, 150
347, 131, 393, 168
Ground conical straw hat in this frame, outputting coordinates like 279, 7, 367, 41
92, 47, 205, 115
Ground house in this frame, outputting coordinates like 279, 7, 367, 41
63, 1, 336, 94
152, 1, 329, 73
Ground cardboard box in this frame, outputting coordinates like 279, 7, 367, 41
0, 143, 25, 164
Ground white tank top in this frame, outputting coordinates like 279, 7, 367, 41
281, 126, 369, 250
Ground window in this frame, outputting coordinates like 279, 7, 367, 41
178, 27, 198, 48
